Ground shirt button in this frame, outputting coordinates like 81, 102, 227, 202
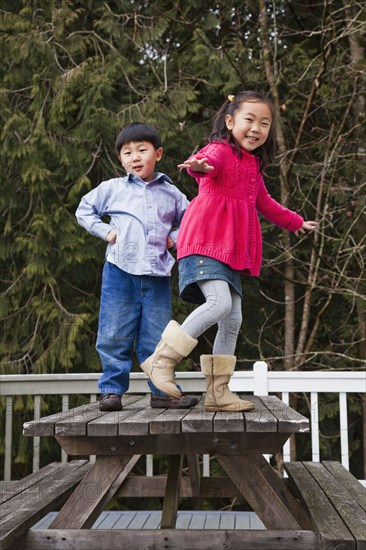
199, 260, 204, 264
199, 270, 204, 275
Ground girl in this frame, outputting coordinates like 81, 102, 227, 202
141, 91, 318, 412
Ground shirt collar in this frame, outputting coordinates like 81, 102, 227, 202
127, 172, 172, 186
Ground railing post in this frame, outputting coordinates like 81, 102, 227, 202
311, 392, 320, 462
339, 392, 349, 470
32, 395, 41, 473
253, 361, 268, 396
61, 395, 69, 463
4, 396, 13, 481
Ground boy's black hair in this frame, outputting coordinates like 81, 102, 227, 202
208, 91, 275, 170
115, 122, 161, 155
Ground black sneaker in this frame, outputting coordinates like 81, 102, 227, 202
150, 393, 198, 409
99, 393, 122, 411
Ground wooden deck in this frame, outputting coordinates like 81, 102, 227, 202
32, 511, 266, 530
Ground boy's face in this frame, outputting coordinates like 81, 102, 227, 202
118, 141, 163, 182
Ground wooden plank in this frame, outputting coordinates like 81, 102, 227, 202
303, 461, 366, 544
115, 475, 241, 498
55, 409, 105, 436
203, 512, 220, 529
175, 511, 192, 529
160, 455, 183, 529
49, 455, 140, 529
56, 431, 290, 457
213, 411, 245, 432
0, 463, 63, 505
235, 512, 265, 530
181, 403, 214, 433
0, 461, 90, 550
127, 511, 151, 529
118, 408, 165, 436
24, 398, 147, 438
17, 529, 319, 549
285, 462, 355, 549
149, 408, 191, 434
241, 395, 277, 432
249, 513, 266, 529
259, 396, 309, 433
31, 510, 269, 531
189, 512, 206, 529
219, 512, 235, 529
104, 512, 136, 529
92, 511, 124, 529
323, 461, 366, 513
217, 455, 301, 530
88, 410, 139, 437
141, 512, 161, 529
23, 403, 100, 436
0, 462, 89, 522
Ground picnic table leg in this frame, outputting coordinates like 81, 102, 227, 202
187, 455, 201, 496
217, 454, 302, 530
249, 454, 312, 529
161, 454, 183, 529
187, 454, 203, 509
49, 455, 140, 529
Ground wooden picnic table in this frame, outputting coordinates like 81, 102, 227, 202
17, 394, 326, 549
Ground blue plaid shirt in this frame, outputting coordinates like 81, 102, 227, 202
76, 172, 189, 276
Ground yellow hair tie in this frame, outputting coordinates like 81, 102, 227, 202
228, 95, 234, 102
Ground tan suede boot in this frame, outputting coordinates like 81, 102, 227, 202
141, 321, 198, 399
200, 355, 255, 412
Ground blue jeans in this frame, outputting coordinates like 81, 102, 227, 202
96, 262, 172, 397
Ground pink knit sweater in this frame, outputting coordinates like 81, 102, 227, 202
177, 141, 304, 275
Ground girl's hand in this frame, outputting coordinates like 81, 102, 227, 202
295, 221, 319, 236
178, 157, 214, 173
106, 229, 117, 244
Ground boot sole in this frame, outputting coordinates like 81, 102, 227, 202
205, 403, 255, 412
140, 362, 181, 399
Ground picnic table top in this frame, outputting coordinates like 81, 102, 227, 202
23, 394, 309, 438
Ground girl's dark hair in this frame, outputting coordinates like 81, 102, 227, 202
115, 122, 161, 155
209, 91, 275, 169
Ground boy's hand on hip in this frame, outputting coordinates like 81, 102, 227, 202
167, 236, 174, 249
106, 229, 117, 244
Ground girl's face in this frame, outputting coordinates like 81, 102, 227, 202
225, 100, 272, 153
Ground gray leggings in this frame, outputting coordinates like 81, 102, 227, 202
181, 280, 242, 355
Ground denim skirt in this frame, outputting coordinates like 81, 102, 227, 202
178, 255, 242, 305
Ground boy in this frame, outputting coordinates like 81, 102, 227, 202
76, 122, 197, 411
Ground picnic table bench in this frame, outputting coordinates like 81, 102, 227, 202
1, 393, 365, 549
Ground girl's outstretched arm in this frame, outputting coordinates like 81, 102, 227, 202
178, 157, 214, 173
295, 220, 319, 236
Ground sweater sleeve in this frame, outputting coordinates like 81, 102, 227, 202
186, 142, 223, 181
75, 181, 113, 240
256, 177, 303, 232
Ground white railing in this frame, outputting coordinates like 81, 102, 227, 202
1, 362, 365, 482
